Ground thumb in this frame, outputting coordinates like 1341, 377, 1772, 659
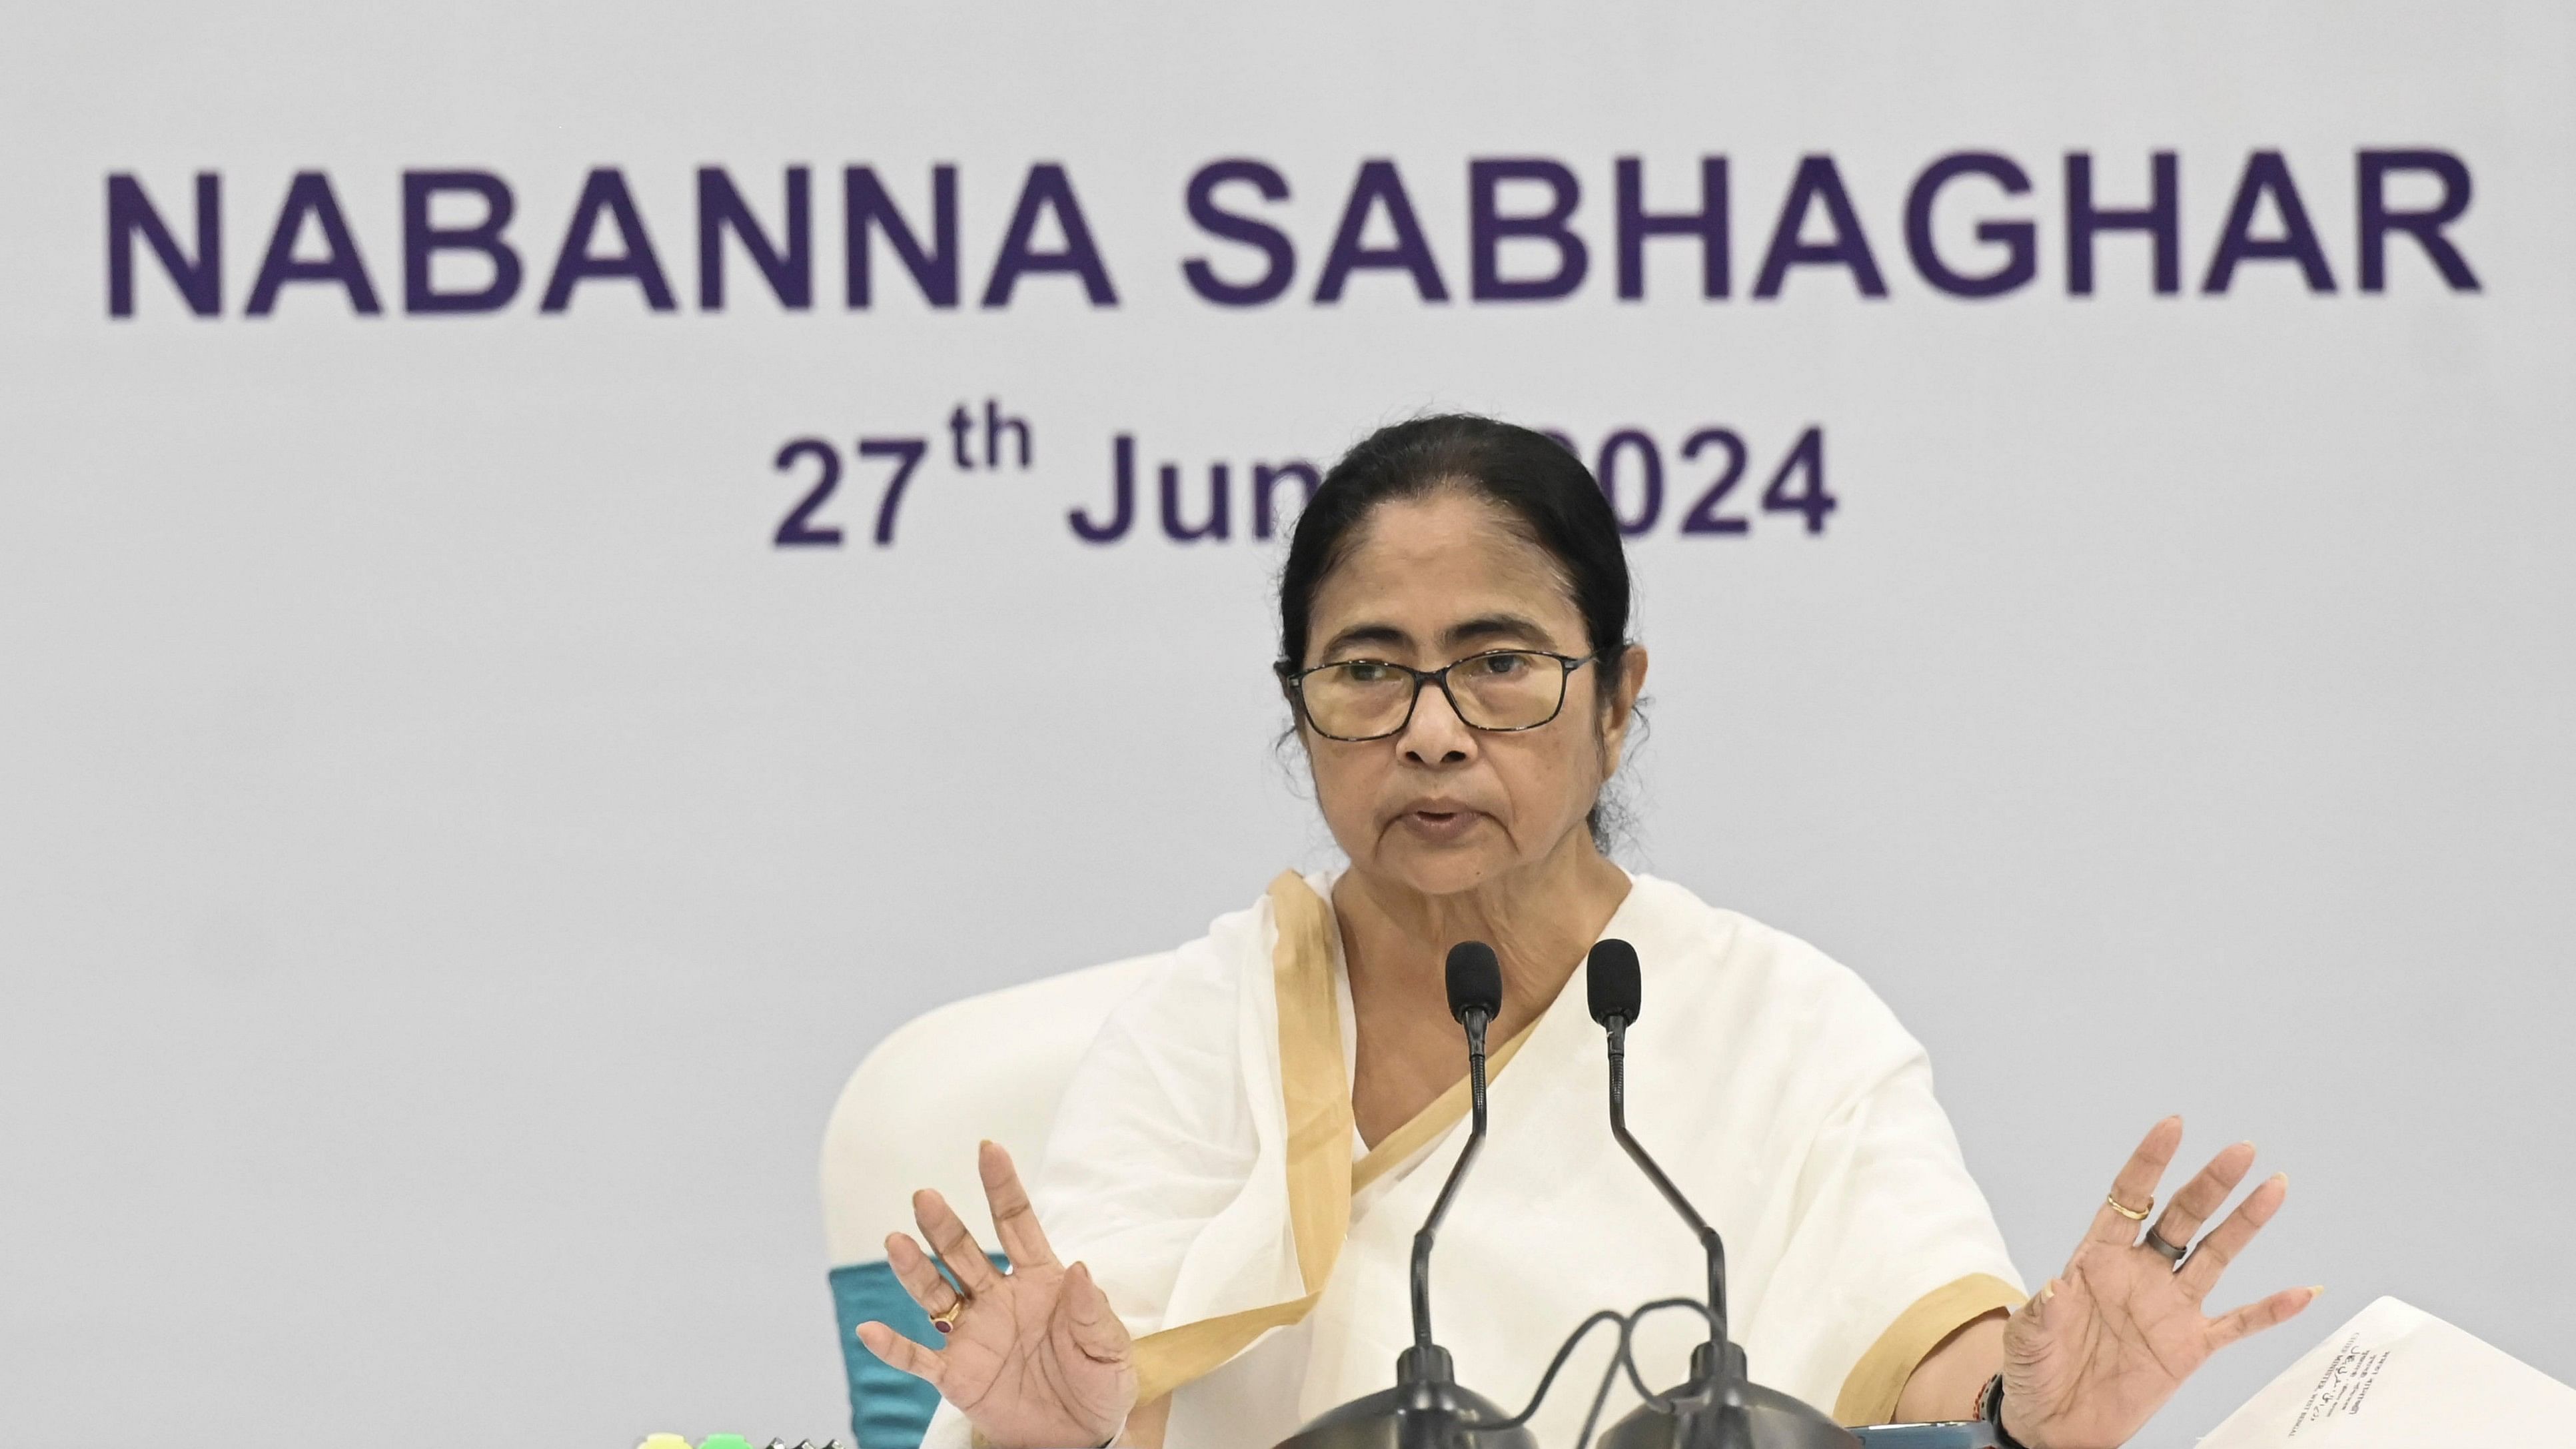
1058, 1260, 1133, 1364
2007, 1279, 2062, 1353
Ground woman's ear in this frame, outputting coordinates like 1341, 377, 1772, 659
1599, 644, 1648, 773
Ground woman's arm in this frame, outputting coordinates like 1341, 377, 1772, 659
1894, 1310, 2006, 1423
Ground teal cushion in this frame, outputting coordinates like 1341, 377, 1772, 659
831, 1254, 1009, 1449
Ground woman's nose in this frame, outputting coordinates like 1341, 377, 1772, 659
1398, 680, 1476, 764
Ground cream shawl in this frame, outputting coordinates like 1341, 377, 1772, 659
924, 871, 2022, 1448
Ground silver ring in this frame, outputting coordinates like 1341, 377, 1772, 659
2143, 1220, 2189, 1266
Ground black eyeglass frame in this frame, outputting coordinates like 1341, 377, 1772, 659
1273, 649, 1599, 743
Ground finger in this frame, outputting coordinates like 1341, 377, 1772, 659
980, 1140, 1062, 1272
886, 1231, 966, 1316
2150, 1140, 2258, 1252
2086, 1115, 2184, 1247
1057, 1260, 1133, 1364
2176, 1171, 2288, 1302
2206, 1284, 2323, 1352
856, 1320, 947, 1386
914, 1187, 1004, 1295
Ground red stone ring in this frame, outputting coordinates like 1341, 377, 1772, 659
930, 1290, 969, 1336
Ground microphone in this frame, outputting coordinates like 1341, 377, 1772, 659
1587, 939, 1857, 1449
1411, 941, 1504, 1358
1271, 941, 1535, 1449
1585, 941, 1733, 1384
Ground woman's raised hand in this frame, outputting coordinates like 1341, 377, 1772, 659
854, 1141, 1139, 1449
2000, 1117, 2321, 1449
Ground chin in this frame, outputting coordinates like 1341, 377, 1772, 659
1371, 842, 1517, 898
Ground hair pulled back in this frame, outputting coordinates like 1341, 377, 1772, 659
1275, 414, 1640, 843
1277, 413, 1633, 672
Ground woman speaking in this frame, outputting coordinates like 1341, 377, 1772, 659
856, 416, 2316, 1449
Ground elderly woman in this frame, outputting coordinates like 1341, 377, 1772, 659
857, 416, 2315, 1449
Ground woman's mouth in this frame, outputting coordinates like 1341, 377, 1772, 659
1396, 806, 1483, 841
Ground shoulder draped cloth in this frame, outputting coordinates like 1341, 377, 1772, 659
924, 872, 2022, 1448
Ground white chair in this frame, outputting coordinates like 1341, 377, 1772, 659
821, 955, 1168, 1449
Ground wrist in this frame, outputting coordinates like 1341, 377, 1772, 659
1977, 1374, 2038, 1449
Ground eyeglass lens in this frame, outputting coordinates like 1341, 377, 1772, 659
1301, 652, 1565, 739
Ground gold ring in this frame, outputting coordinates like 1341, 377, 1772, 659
2106, 1191, 2152, 1221
930, 1291, 969, 1335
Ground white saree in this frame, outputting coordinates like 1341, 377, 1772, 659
923, 869, 2024, 1449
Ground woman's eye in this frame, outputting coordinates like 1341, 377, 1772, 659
1341, 662, 1393, 684
1473, 653, 1527, 677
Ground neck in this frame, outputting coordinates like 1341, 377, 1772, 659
1332, 830, 1632, 1041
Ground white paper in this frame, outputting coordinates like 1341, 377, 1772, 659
2196, 1296, 2575, 1447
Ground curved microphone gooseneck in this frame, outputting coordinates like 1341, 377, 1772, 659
1587, 939, 1859, 1449
1268, 941, 1536, 1449
1409, 939, 1505, 1364
1585, 939, 1732, 1399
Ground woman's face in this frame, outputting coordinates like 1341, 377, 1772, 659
1295, 487, 1646, 898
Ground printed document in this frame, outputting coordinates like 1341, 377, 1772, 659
2198, 1295, 2573, 1446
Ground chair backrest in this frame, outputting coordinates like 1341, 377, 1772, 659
820, 954, 1168, 1449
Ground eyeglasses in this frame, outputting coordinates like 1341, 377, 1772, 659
1275, 649, 1597, 743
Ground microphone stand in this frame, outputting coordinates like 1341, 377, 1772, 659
1408, 1003, 1491, 1368
1272, 944, 1535, 1449
1604, 1013, 1738, 1408
1590, 940, 1857, 1449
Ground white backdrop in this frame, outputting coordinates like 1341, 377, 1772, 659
3, 4, 2571, 1446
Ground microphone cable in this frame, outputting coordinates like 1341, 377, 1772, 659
1467, 1296, 1722, 1449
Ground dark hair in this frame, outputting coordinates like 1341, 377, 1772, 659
1276, 413, 1640, 839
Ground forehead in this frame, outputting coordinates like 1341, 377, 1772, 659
1305, 488, 1585, 652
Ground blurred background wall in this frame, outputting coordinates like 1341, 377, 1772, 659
2, 4, 2569, 1446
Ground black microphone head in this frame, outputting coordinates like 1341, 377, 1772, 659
1444, 941, 1504, 1024
1587, 939, 1642, 1027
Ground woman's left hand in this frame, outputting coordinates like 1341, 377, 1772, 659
1999, 1117, 2321, 1449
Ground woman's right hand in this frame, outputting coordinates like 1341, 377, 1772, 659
854, 1140, 1139, 1449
